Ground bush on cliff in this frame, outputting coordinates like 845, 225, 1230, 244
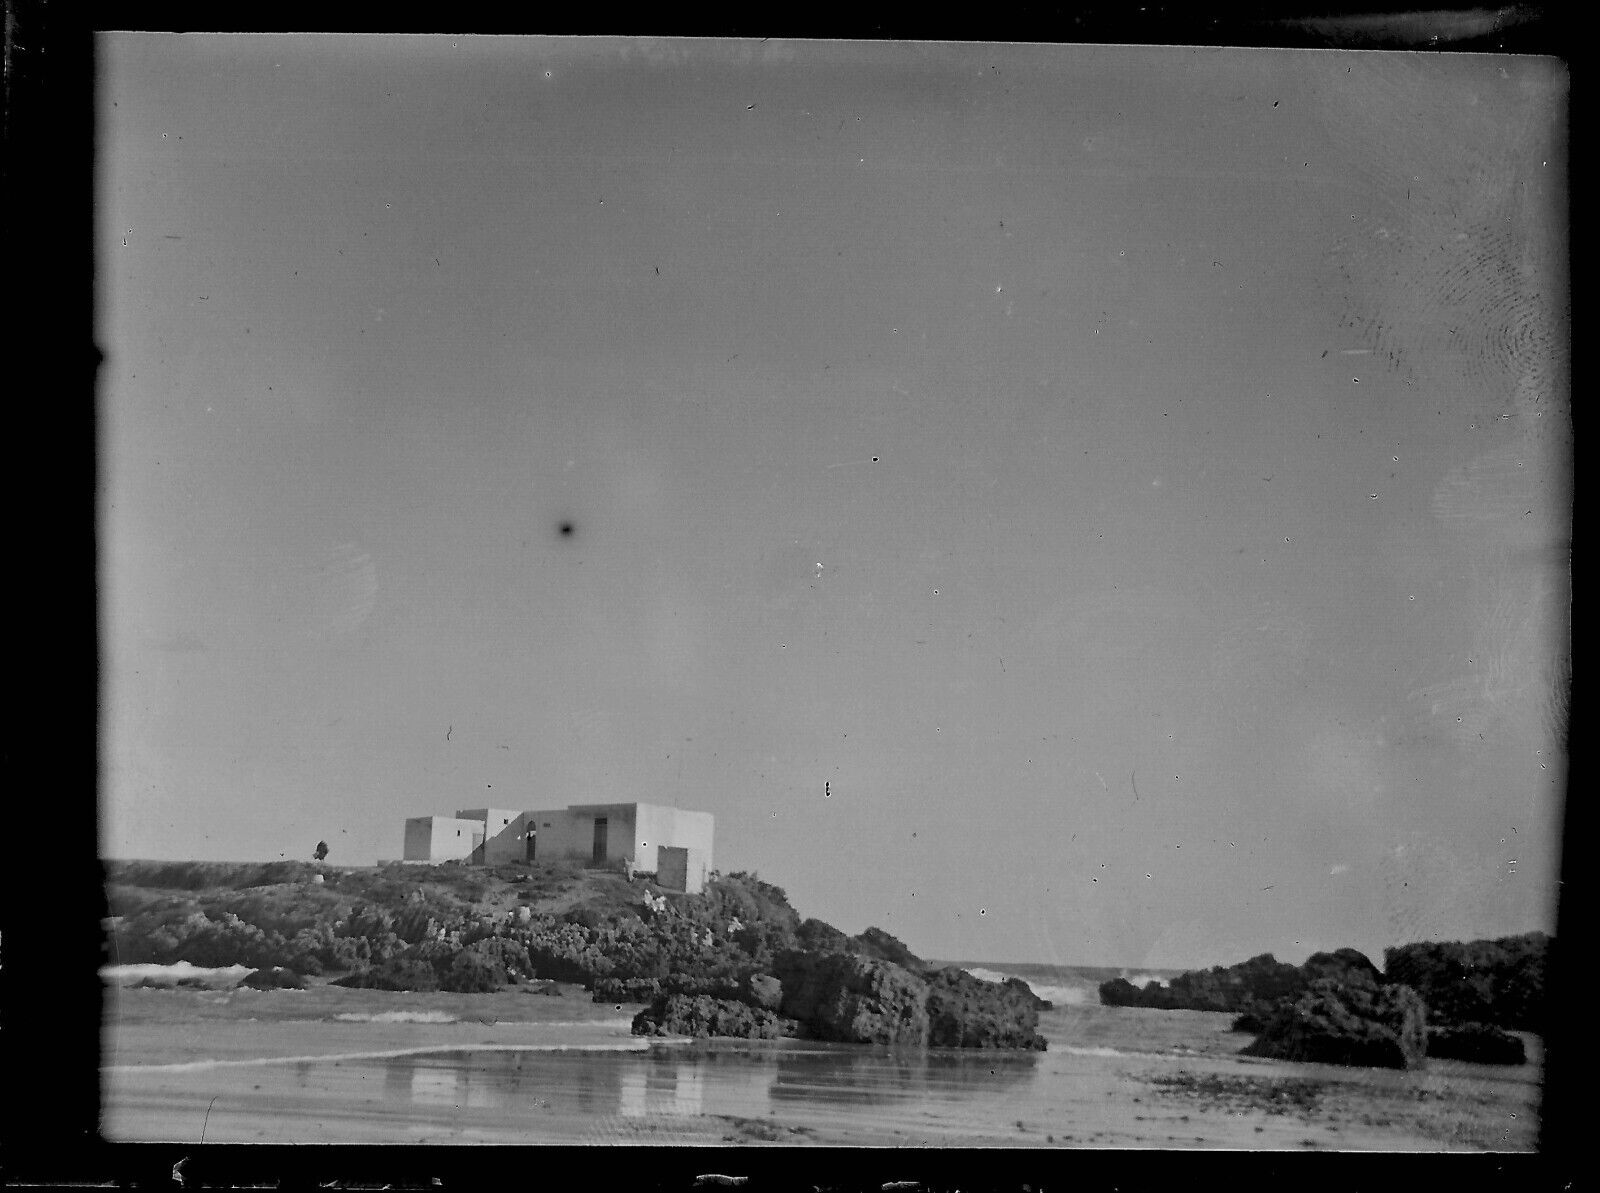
1242, 978, 1428, 1069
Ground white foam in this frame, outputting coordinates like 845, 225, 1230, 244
332, 1011, 459, 1024
101, 962, 255, 987
1059, 1045, 1128, 1058
1122, 972, 1170, 988
961, 968, 1091, 1006
962, 967, 1013, 985
1027, 983, 1090, 1006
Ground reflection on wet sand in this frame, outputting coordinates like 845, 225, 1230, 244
769, 1047, 1040, 1107
354, 1043, 1037, 1124
102, 1010, 1539, 1147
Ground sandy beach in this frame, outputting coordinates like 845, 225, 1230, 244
101, 980, 1541, 1148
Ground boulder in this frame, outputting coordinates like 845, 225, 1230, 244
923, 968, 1048, 1050
1427, 1022, 1528, 1065
1098, 977, 1143, 1007
852, 926, 930, 973
746, 972, 784, 1012
631, 994, 797, 1040
1300, 948, 1382, 989
1243, 979, 1428, 1070
772, 949, 931, 1045
239, 966, 306, 990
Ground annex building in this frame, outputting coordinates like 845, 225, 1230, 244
401, 802, 714, 894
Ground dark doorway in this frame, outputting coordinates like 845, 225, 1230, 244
658, 846, 688, 892
592, 817, 608, 863
525, 830, 536, 863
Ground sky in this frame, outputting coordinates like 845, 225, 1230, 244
99, 36, 1570, 971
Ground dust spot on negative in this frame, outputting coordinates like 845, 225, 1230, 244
558, 521, 575, 538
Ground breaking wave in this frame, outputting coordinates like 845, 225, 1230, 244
961, 967, 1092, 1007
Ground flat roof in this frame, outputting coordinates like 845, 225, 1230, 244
564, 801, 709, 815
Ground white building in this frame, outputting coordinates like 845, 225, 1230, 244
401, 815, 487, 863
400, 801, 714, 893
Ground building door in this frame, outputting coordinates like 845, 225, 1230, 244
657, 846, 688, 892
471, 831, 485, 864
592, 817, 608, 863
525, 830, 536, 863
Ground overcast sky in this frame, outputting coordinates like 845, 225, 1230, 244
99, 36, 1569, 970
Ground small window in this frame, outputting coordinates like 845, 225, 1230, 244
503, 818, 509, 825
456, 830, 461, 837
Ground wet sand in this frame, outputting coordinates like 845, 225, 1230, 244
101, 983, 1541, 1148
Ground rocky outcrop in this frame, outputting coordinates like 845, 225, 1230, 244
851, 927, 929, 974
1384, 933, 1549, 1033
1099, 950, 1383, 1013
1427, 1022, 1528, 1065
746, 972, 784, 1012
923, 968, 1047, 1050
1242, 979, 1428, 1070
772, 950, 931, 1045
238, 966, 306, 989
1097, 977, 1145, 1007
630, 994, 797, 1039
1300, 949, 1382, 988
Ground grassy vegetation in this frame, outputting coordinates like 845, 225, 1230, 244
102, 859, 920, 1004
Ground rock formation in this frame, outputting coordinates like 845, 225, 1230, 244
630, 993, 797, 1039
923, 968, 1048, 1049
1426, 1022, 1528, 1065
1242, 978, 1428, 1069
771, 949, 931, 1045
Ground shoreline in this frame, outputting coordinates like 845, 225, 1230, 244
100, 983, 1542, 1149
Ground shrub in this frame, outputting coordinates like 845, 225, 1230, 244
631, 994, 797, 1039
1243, 979, 1429, 1069
331, 959, 441, 991
440, 950, 507, 993
591, 976, 664, 1004
1427, 1022, 1528, 1064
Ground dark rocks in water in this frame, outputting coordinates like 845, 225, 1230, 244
1098, 977, 1143, 1007
1243, 979, 1428, 1070
630, 994, 798, 1039
239, 966, 306, 990
1384, 932, 1549, 1033
771, 951, 1048, 1050
772, 949, 931, 1045
1099, 950, 1381, 1013
924, 968, 1047, 1050
1427, 1022, 1527, 1065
